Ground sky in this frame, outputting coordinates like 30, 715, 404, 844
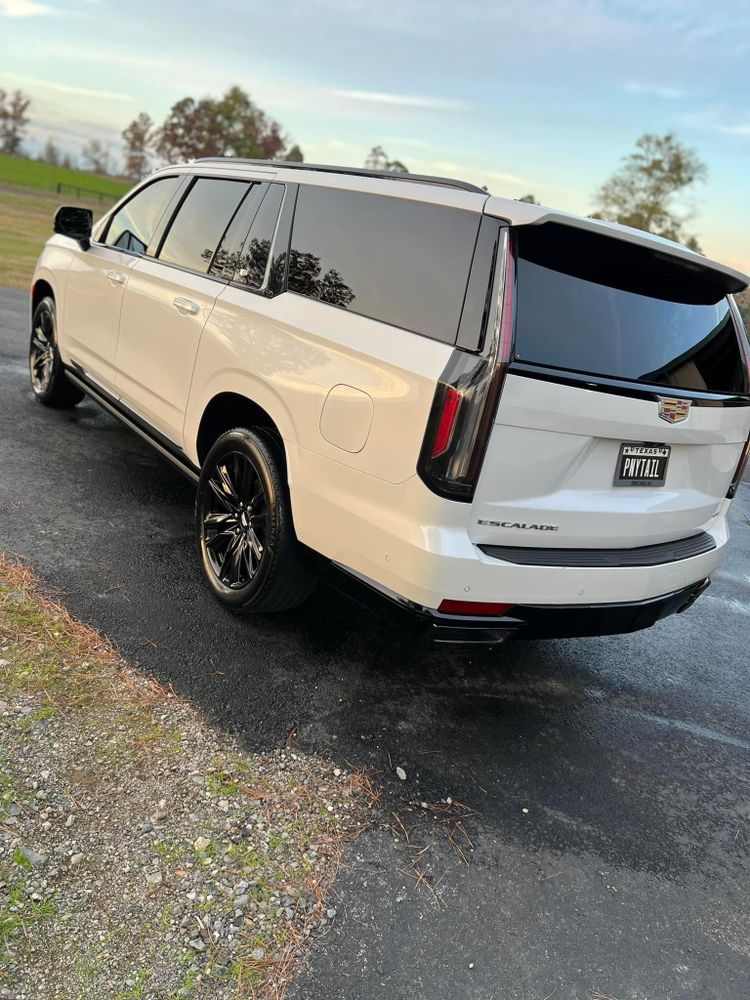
1, 0, 748, 272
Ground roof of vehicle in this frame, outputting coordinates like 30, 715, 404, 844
169, 158, 750, 293
192, 157, 488, 195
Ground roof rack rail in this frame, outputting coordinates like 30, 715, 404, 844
191, 157, 489, 196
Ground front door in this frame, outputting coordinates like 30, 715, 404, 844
62, 174, 184, 392
113, 175, 254, 446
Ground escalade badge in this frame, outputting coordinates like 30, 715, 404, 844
478, 519, 559, 531
657, 396, 691, 423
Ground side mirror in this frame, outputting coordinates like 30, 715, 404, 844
54, 206, 93, 249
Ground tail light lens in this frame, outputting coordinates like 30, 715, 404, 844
727, 297, 750, 499
727, 433, 750, 499
418, 229, 515, 501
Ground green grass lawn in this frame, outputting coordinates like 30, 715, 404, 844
0, 189, 109, 290
0, 156, 130, 290
0, 155, 129, 200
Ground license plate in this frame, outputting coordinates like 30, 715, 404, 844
614, 443, 670, 487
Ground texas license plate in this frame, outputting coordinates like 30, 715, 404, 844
614, 443, 671, 487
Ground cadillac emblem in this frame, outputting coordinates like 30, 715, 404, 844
657, 396, 691, 424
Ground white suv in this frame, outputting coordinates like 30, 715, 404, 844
29, 159, 750, 643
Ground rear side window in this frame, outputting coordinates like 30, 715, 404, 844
158, 178, 251, 273
210, 183, 284, 289
287, 186, 480, 344
233, 184, 284, 289
105, 176, 181, 254
514, 225, 748, 394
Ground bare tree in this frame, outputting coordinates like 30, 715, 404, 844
365, 145, 408, 173
81, 139, 112, 175
122, 112, 154, 180
41, 137, 61, 166
0, 89, 31, 156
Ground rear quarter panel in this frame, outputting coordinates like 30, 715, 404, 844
183, 287, 452, 484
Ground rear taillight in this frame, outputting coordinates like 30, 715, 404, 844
418, 229, 515, 501
430, 386, 462, 457
727, 297, 750, 499
727, 434, 750, 499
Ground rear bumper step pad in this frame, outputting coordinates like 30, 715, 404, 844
479, 531, 716, 568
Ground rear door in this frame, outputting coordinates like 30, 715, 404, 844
470, 224, 750, 550
114, 176, 260, 445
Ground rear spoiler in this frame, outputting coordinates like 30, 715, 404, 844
483, 198, 749, 296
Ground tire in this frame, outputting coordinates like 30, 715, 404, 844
195, 427, 317, 613
29, 296, 84, 407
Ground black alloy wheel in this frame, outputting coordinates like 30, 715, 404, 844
29, 296, 84, 407
196, 428, 317, 613
29, 303, 55, 394
203, 450, 268, 590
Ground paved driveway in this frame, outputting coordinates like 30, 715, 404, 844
2, 285, 749, 999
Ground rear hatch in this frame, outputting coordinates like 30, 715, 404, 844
470, 222, 750, 550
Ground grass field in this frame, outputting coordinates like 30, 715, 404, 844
0, 188, 109, 289
0, 156, 131, 290
0, 154, 129, 200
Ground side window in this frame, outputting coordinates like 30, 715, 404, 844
105, 176, 182, 255
210, 184, 284, 289
158, 178, 251, 274
287, 186, 480, 344
234, 184, 284, 289
209, 184, 266, 280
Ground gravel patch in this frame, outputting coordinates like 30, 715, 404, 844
0, 556, 371, 999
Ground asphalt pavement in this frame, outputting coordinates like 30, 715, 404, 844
1, 284, 749, 999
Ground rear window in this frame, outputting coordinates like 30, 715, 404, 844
288, 186, 480, 344
514, 225, 747, 394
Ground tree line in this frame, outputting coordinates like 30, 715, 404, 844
1, 85, 745, 274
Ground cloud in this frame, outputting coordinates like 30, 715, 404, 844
623, 80, 685, 99
0, 0, 52, 15
331, 89, 471, 112
712, 122, 750, 136
0, 72, 133, 102
680, 106, 750, 137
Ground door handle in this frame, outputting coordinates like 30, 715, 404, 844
173, 297, 199, 316
105, 270, 126, 286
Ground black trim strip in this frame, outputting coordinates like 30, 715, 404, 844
509, 361, 750, 407
479, 531, 716, 567
323, 560, 711, 643
65, 367, 200, 484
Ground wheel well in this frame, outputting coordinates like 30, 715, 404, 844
196, 393, 283, 467
32, 279, 54, 313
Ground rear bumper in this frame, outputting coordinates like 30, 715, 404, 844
326, 567, 711, 645
290, 446, 731, 610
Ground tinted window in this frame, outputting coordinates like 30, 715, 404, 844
288, 186, 480, 343
105, 176, 181, 254
209, 184, 265, 280
210, 183, 284, 288
234, 184, 284, 288
159, 178, 250, 273
514, 226, 747, 394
